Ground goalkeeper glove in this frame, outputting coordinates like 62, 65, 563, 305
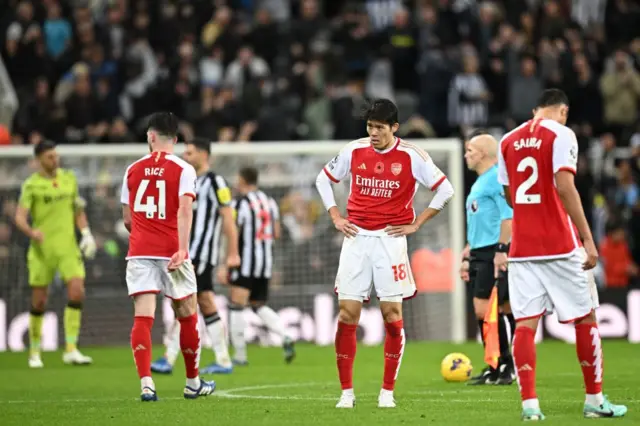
80, 228, 97, 259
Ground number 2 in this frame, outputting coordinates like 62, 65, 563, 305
392, 264, 407, 282
515, 157, 541, 204
134, 179, 166, 219
256, 209, 272, 241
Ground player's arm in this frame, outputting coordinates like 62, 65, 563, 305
493, 185, 513, 276
120, 169, 132, 232
176, 166, 198, 255
315, 143, 358, 237
387, 148, 454, 236
269, 197, 281, 240
72, 173, 97, 258
213, 175, 240, 265
496, 138, 512, 208
554, 128, 597, 270
15, 181, 43, 242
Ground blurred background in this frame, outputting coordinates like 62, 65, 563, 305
0, 0, 638, 348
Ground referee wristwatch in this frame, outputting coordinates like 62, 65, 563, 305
496, 243, 509, 253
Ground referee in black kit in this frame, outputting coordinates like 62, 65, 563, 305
461, 130, 516, 385
217, 166, 296, 366
151, 137, 241, 375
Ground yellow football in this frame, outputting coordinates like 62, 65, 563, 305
441, 352, 473, 382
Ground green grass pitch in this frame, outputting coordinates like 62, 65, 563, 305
0, 341, 637, 425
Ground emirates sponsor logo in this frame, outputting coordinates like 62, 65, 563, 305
355, 175, 400, 199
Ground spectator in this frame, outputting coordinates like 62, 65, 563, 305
599, 221, 639, 288
508, 55, 543, 123
600, 49, 640, 142
448, 53, 489, 133
43, 1, 72, 59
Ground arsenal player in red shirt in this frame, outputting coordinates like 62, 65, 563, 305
497, 89, 627, 420
120, 112, 215, 402
315, 99, 454, 408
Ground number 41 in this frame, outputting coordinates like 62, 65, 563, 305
134, 179, 166, 219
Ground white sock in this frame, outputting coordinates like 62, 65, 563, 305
522, 398, 540, 410
141, 376, 155, 391
256, 305, 288, 340
379, 389, 393, 397
186, 377, 200, 390
586, 393, 604, 406
165, 320, 181, 366
205, 314, 232, 368
342, 388, 355, 397
229, 307, 247, 362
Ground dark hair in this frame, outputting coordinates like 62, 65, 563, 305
361, 99, 398, 126
536, 89, 569, 109
147, 112, 179, 138
188, 137, 211, 155
34, 140, 56, 157
467, 128, 490, 140
239, 166, 259, 186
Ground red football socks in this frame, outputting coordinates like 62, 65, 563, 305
382, 320, 405, 391
131, 316, 154, 378
178, 313, 201, 379
513, 326, 537, 401
335, 322, 357, 390
575, 322, 603, 395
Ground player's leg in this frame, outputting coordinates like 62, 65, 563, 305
372, 236, 414, 408
495, 271, 515, 385
547, 252, 627, 418
508, 261, 548, 420
467, 258, 499, 385
228, 275, 251, 365
249, 279, 295, 364
334, 234, 372, 408
60, 252, 92, 364
198, 288, 233, 374
126, 259, 161, 401
163, 259, 215, 399
27, 249, 55, 368
151, 319, 181, 374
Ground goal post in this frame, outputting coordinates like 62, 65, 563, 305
0, 139, 466, 350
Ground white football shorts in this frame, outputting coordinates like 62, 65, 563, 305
508, 248, 599, 323
335, 232, 417, 303
126, 258, 197, 301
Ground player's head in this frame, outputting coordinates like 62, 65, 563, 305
362, 99, 400, 150
533, 89, 569, 125
464, 129, 498, 172
237, 166, 258, 193
34, 140, 59, 173
183, 137, 210, 171
146, 112, 179, 150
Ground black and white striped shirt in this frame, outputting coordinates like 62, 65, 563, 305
190, 171, 232, 271
232, 190, 280, 279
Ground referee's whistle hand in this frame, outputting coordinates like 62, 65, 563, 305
226, 253, 241, 268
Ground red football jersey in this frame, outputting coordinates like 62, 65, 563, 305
120, 151, 197, 259
323, 137, 446, 230
498, 119, 581, 260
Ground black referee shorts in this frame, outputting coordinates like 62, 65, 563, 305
469, 245, 509, 303
193, 261, 214, 293
230, 273, 270, 303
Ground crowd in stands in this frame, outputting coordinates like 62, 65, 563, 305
1, 0, 640, 288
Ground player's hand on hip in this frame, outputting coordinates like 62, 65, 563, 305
460, 259, 470, 282
79, 228, 97, 259
168, 250, 188, 272
384, 223, 418, 237
226, 253, 241, 268
493, 251, 508, 278
30, 229, 44, 244
582, 239, 598, 270
333, 216, 358, 238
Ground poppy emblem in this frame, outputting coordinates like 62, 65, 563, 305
374, 162, 384, 174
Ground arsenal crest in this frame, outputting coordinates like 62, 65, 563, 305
391, 163, 402, 176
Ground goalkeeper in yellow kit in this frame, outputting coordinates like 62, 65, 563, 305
14, 141, 97, 368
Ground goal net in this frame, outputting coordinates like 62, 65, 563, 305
0, 140, 464, 352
